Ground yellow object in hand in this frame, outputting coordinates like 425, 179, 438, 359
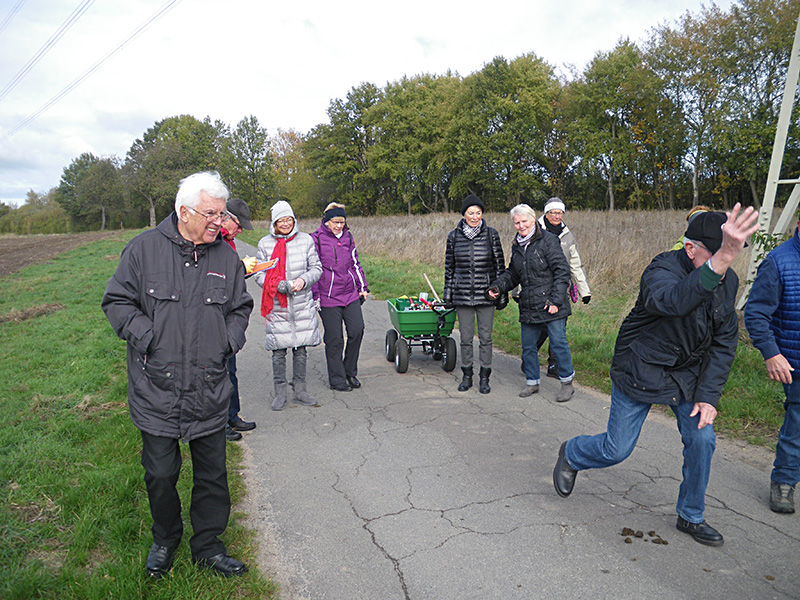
242, 256, 258, 274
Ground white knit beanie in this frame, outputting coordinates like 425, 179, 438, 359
543, 197, 566, 214
270, 200, 295, 224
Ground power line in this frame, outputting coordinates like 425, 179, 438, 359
0, 0, 26, 37
0, 0, 95, 103
0, 0, 182, 145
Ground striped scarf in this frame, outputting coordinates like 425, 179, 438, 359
516, 226, 536, 250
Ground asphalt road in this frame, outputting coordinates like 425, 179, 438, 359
233, 242, 800, 600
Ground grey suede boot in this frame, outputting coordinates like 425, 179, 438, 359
556, 381, 574, 402
292, 381, 319, 406
519, 384, 539, 397
271, 382, 289, 411
479, 367, 491, 394
458, 366, 473, 392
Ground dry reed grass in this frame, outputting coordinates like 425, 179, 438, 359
255, 209, 753, 303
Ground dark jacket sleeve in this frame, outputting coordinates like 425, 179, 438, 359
491, 249, 520, 294
744, 255, 782, 361
101, 242, 154, 355
639, 257, 716, 318
443, 230, 456, 304
490, 228, 508, 308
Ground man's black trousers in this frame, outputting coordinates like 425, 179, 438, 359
140, 429, 230, 559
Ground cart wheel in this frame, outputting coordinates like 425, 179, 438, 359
385, 329, 398, 362
395, 338, 409, 373
442, 337, 457, 372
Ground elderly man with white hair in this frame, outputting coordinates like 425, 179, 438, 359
102, 171, 253, 578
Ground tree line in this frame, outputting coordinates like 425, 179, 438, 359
1, 0, 797, 234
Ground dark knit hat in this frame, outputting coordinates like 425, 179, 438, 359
460, 194, 485, 215
685, 211, 726, 253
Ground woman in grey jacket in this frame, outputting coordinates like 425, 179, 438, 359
255, 201, 322, 410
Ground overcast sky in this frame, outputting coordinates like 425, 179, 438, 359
0, 0, 733, 206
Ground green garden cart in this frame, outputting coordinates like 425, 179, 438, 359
385, 297, 457, 374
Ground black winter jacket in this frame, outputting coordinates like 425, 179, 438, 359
102, 214, 254, 441
443, 219, 506, 308
610, 249, 738, 408
490, 225, 571, 324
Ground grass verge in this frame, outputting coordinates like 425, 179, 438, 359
0, 234, 277, 599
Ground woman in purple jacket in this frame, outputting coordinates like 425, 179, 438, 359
311, 203, 370, 391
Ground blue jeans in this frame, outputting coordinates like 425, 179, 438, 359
520, 319, 574, 384
565, 384, 716, 524
774, 378, 800, 486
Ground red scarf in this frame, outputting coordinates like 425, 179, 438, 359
261, 234, 296, 317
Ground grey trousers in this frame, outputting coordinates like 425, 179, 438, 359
272, 346, 308, 385
456, 305, 495, 368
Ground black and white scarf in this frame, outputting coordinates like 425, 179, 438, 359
462, 221, 482, 240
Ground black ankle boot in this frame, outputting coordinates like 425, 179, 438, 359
479, 367, 491, 394
458, 366, 473, 391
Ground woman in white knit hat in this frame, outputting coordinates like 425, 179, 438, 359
255, 200, 322, 410
534, 197, 590, 379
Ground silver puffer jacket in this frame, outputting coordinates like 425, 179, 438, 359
255, 220, 322, 350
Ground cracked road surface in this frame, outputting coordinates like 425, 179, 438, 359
234, 243, 800, 600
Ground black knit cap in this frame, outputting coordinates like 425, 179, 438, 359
685, 211, 726, 253
460, 194, 485, 215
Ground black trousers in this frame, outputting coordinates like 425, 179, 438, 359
319, 299, 364, 387
140, 429, 230, 559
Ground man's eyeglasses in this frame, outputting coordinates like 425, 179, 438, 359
186, 206, 230, 223
222, 211, 240, 226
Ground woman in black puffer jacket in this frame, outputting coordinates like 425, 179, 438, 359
488, 203, 576, 402
443, 195, 507, 394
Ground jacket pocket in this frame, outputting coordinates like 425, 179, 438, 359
625, 338, 677, 392
131, 354, 179, 416
146, 279, 180, 354
202, 284, 231, 363
196, 363, 231, 420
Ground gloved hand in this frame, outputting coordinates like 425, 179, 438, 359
314, 299, 321, 312
582, 295, 591, 305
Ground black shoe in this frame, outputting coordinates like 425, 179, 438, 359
194, 553, 248, 577
546, 363, 559, 379
346, 375, 361, 389
331, 383, 353, 392
225, 425, 242, 441
229, 417, 256, 431
676, 517, 724, 546
553, 441, 577, 498
146, 543, 175, 578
